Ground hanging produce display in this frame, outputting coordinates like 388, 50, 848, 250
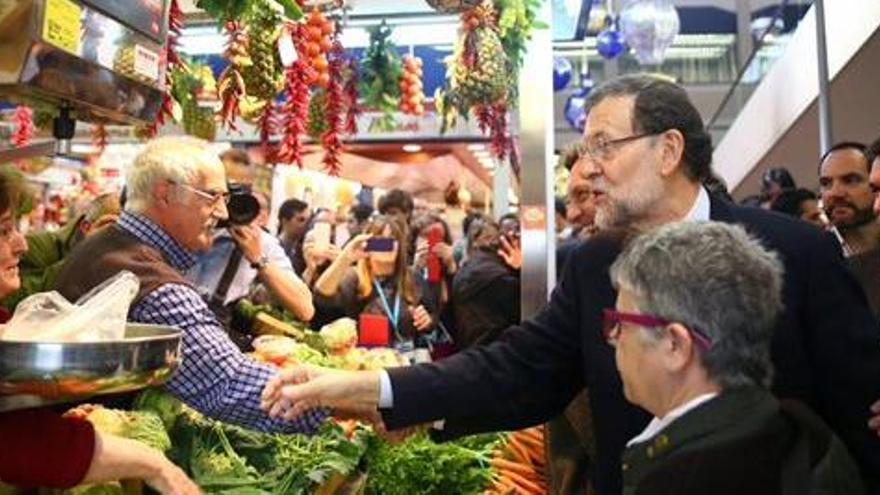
11, 106, 34, 148
217, 21, 250, 131
399, 55, 425, 116
436, 0, 543, 169
91, 124, 108, 155
146, 0, 184, 138
170, 60, 219, 141
307, 88, 328, 140
343, 57, 360, 136
360, 21, 402, 133
302, 8, 335, 88
321, 35, 346, 176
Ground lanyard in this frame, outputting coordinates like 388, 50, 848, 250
372, 279, 401, 337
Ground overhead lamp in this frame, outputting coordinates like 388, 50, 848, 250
403, 144, 422, 153
467, 143, 486, 151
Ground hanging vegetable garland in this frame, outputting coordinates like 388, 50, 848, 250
343, 57, 360, 136
399, 55, 425, 116
360, 21, 402, 133
145, 0, 184, 138
11, 106, 34, 148
302, 8, 334, 88
321, 34, 346, 176
92, 124, 108, 154
495, 0, 544, 102
217, 21, 250, 131
241, 0, 286, 154
278, 23, 312, 168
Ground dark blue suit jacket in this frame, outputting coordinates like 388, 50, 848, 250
383, 195, 880, 494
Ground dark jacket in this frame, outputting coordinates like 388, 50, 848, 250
450, 250, 520, 349
380, 195, 880, 495
623, 387, 864, 495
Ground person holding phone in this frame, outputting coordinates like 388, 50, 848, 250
313, 215, 434, 348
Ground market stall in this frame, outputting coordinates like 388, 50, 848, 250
0, 0, 549, 492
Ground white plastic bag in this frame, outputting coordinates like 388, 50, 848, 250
1, 271, 140, 342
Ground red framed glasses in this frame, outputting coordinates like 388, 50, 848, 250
602, 309, 713, 350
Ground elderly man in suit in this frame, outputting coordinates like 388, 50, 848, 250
263, 75, 880, 494
609, 221, 862, 494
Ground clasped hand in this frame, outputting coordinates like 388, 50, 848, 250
260, 366, 421, 442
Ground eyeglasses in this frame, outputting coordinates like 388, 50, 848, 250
170, 181, 229, 207
578, 132, 662, 162
602, 309, 713, 351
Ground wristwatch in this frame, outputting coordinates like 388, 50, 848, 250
250, 255, 270, 271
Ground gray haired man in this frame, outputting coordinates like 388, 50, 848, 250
609, 222, 863, 495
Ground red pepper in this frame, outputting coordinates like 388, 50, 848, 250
321, 37, 345, 176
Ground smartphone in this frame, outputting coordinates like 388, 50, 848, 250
313, 222, 332, 247
365, 237, 395, 252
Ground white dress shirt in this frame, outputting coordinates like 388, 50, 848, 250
626, 392, 718, 447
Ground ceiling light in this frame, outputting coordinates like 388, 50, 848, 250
467, 143, 486, 151
403, 144, 422, 153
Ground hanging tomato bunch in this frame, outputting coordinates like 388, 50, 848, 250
11, 106, 34, 148
399, 55, 425, 116
302, 8, 334, 88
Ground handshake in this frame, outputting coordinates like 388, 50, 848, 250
260, 366, 423, 441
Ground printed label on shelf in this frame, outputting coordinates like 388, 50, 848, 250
278, 30, 297, 67
42, 0, 81, 55
133, 44, 160, 82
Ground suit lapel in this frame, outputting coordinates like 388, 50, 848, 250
708, 193, 737, 223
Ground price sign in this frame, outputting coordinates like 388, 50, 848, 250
42, 0, 81, 55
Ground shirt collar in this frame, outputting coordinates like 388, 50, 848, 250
627, 392, 719, 447
684, 186, 711, 222
117, 211, 197, 272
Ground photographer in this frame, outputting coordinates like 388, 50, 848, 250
188, 183, 314, 340
313, 215, 434, 347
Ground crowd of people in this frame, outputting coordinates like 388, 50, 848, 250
2, 73, 880, 494
259, 75, 880, 495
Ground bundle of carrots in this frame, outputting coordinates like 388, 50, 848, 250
486, 426, 548, 494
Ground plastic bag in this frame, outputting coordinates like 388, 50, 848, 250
1, 271, 140, 342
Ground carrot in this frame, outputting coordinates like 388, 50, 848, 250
491, 458, 536, 478
497, 473, 544, 495
519, 428, 544, 445
516, 434, 545, 452
505, 436, 534, 465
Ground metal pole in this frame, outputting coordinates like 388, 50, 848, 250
735, 0, 753, 70
492, 157, 510, 219
518, 0, 555, 317
814, 0, 833, 155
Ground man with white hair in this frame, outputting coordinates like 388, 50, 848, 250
54, 136, 324, 433
609, 221, 862, 494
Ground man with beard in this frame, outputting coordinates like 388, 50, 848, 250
263, 75, 880, 494
819, 142, 880, 317
819, 142, 879, 256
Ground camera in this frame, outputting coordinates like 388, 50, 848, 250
217, 183, 260, 228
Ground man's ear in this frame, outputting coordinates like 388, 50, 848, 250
153, 180, 172, 207
658, 129, 686, 177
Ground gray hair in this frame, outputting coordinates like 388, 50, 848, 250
125, 136, 223, 213
609, 221, 784, 389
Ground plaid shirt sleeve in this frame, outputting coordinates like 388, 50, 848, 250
130, 283, 326, 433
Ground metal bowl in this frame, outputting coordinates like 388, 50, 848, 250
0, 324, 182, 411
